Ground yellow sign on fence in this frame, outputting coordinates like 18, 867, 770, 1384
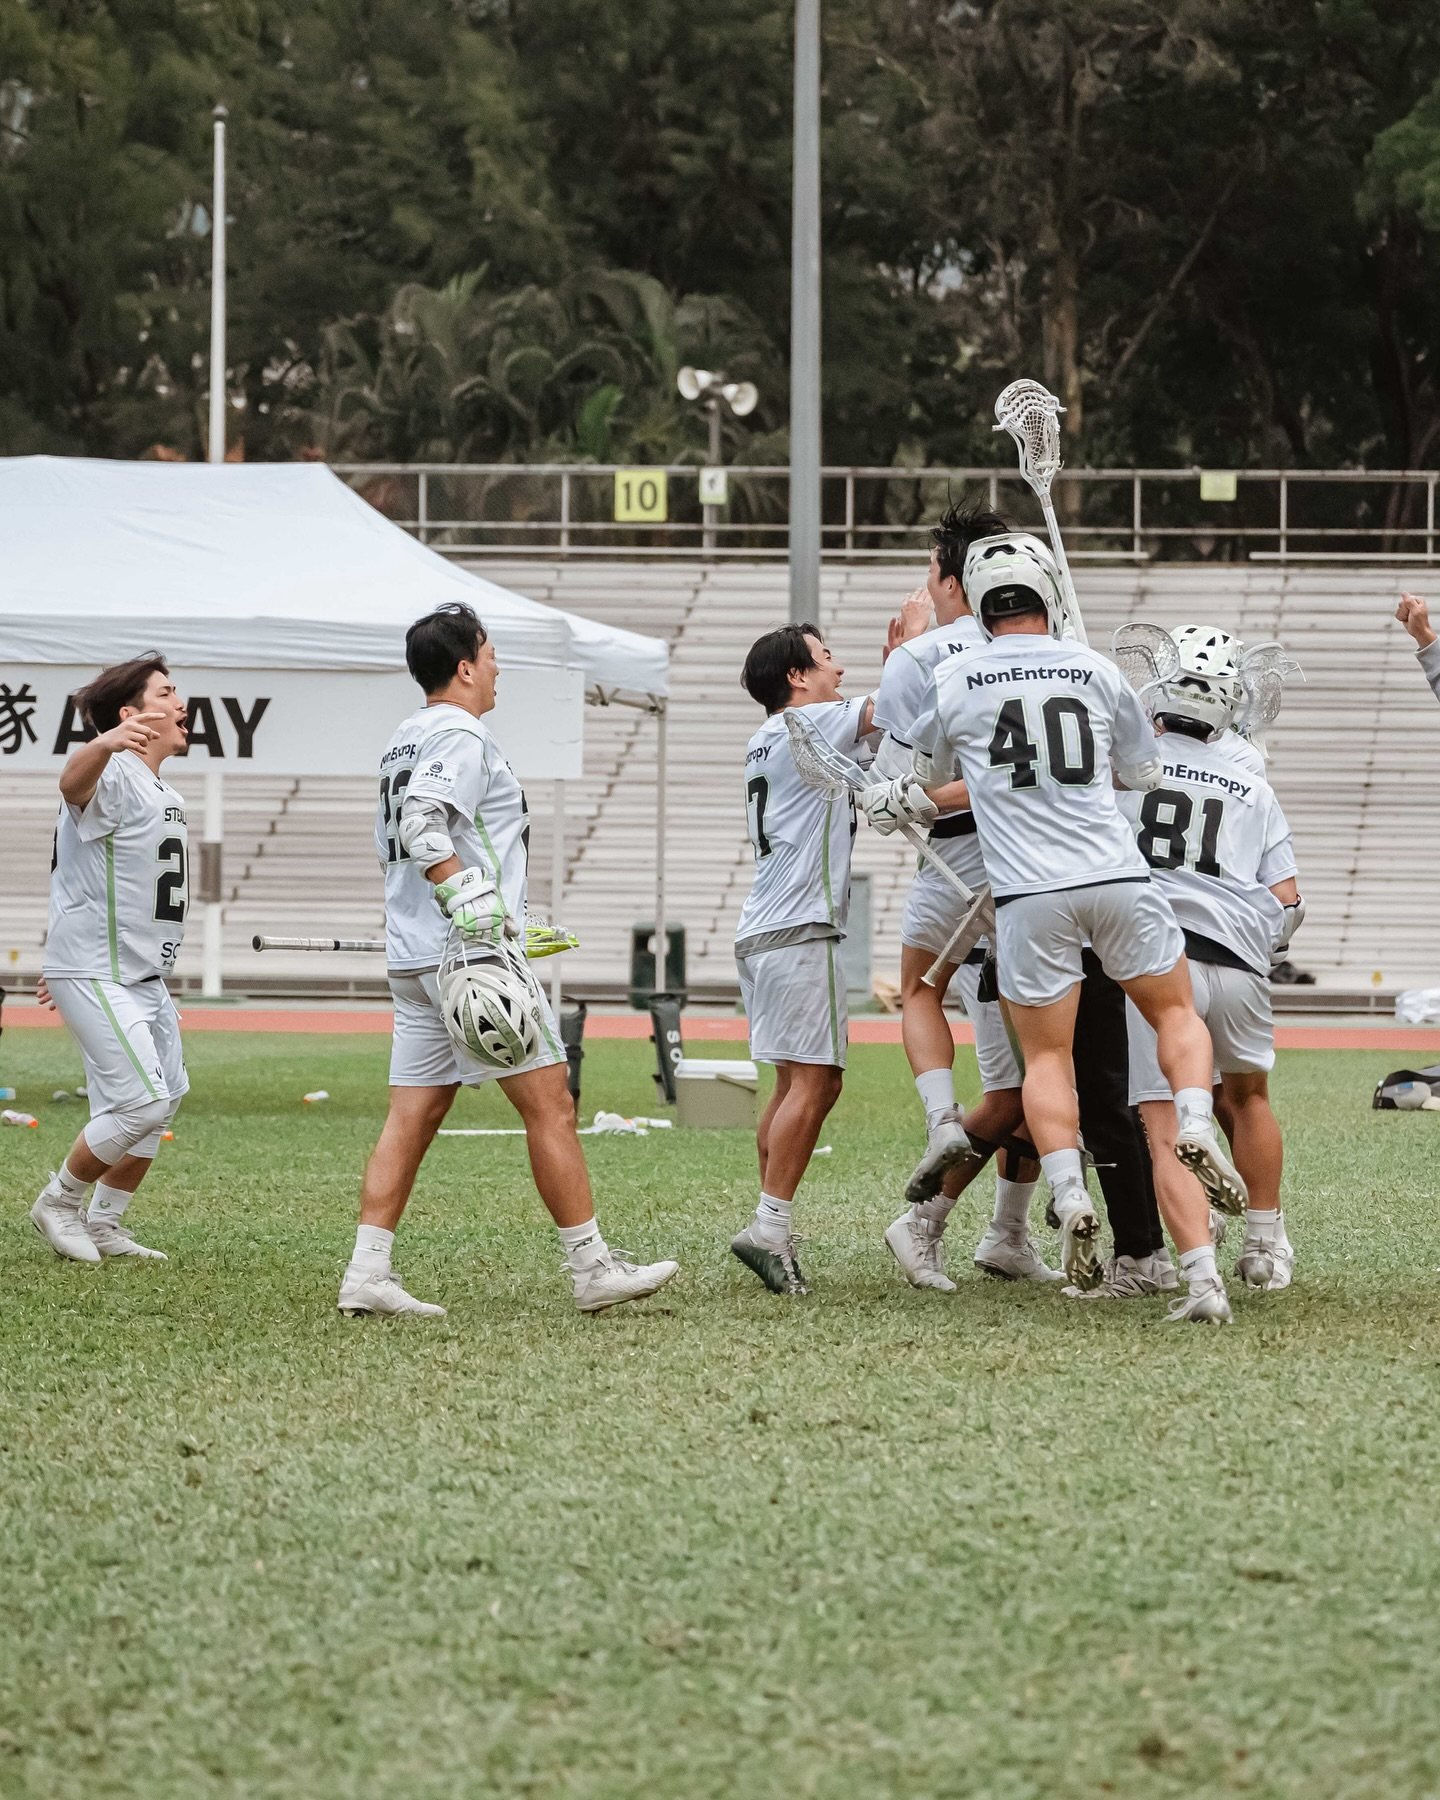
1199, 470, 1238, 503
613, 469, 668, 523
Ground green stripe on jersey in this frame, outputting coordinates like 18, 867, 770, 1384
104, 836, 119, 981
825, 941, 840, 1063
820, 797, 835, 925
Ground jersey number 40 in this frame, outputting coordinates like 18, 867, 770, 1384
987, 697, 1097, 789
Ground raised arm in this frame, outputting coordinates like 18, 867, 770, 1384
58, 711, 166, 810
1396, 593, 1440, 702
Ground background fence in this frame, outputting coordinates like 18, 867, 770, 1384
335, 464, 1440, 562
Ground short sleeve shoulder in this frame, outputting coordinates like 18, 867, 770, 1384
802, 699, 865, 754
69, 758, 127, 841
871, 645, 929, 742
405, 724, 489, 814
1256, 790, 1298, 886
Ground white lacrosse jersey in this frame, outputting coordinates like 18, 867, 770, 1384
872, 617, 985, 819
921, 634, 1158, 898
1116, 733, 1297, 975
1216, 730, 1266, 779
735, 699, 867, 946
377, 702, 531, 973
45, 751, 189, 983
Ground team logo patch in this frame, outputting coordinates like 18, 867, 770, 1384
427, 762, 445, 774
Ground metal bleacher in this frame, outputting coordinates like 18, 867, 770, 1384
2, 561, 1435, 1003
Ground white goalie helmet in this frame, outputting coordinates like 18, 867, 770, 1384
963, 533, 1066, 639
438, 939, 547, 1071
1155, 624, 1244, 737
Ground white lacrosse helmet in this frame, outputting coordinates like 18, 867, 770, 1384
438, 940, 546, 1071
963, 533, 1065, 639
1155, 624, 1244, 737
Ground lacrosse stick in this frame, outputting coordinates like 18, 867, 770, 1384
1234, 642, 1303, 749
783, 711, 995, 985
1110, 622, 1182, 709
252, 918, 579, 960
993, 378, 1088, 646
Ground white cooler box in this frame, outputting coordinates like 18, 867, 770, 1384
673, 1057, 759, 1129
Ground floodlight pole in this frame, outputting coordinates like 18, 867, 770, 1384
203, 104, 228, 998
789, 0, 822, 623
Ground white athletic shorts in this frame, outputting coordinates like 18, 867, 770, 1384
47, 976, 188, 1118
949, 959, 1022, 1093
737, 937, 847, 1069
1127, 960, 1274, 1104
388, 969, 565, 1088
899, 830, 988, 958
995, 880, 1184, 1009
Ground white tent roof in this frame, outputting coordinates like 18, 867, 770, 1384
0, 457, 667, 702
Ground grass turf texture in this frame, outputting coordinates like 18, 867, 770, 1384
2, 1032, 1438, 1799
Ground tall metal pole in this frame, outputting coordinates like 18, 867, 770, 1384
703, 400, 722, 552
789, 0, 822, 623
208, 107, 228, 466
203, 105, 228, 998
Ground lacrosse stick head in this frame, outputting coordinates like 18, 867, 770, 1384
993, 378, 1065, 495
1234, 641, 1304, 738
782, 708, 868, 793
1111, 622, 1182, 705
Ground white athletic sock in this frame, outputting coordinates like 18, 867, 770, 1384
350, 1225, 395, 1277
991, 1177, 1037, 1236
1040, 1148, 1085, 1203
1175, 1086, 1214, 1125
57, 1162, 91, 1201
913, 1192, 958, 1236
753, 1192, 792, 1246
1245, 1208, 1285, 1241
1179, 1245, 1218, 1287
557, 1217, 606, 1271
88, 1182, 132, 1223
915, 1067, 957, 1130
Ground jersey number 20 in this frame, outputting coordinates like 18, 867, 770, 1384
154, 837, 188, 924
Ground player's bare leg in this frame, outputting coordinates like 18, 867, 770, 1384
1006, 984, 1102, 1288
898, 948, 972, 1202
1224, 1070, 1293, 1290
733, 1061, 842, 1296
342, 1084, 457, 1316
1137, 1099, 1232, 1322
1123, 963, 1248, 1217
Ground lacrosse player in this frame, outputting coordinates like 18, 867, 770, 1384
1396, 593, 1440, 701
905, 536, 1244, 1313
30, 655, 190, 1264
1118, 627, 1302, 1304
730, 622, 885, 1295
864, 503, 1057, 1291
340, 602, 679, 1318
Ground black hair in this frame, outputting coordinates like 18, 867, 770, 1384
405, 602, 488, 694
74, 654, 170, 734
741, 622, 823, 713
930, 500, 1011, 587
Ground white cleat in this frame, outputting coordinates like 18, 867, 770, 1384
903, 1109, 974, 1204
1209, 1207, 1228, 1249
1175, 1117, 1249, 1216
30, 1176, 101, 1264
1235, 1236, 1294, 1291
1164, 1278, 1232, 1324
884, 1213, 957, 1291
1050, 1190, 1102, 1291
338, 1268, 447, 1318
1063, 1251, 1173, 1301
974, 1224, 1064, 1284
573, 1248, 679, 1314
85, 1217, 168, 1261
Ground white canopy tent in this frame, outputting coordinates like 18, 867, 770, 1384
0, 457, 671, 999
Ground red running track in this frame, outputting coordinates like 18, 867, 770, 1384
6, 1005, 1439, 1052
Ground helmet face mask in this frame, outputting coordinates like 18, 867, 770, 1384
438, 938, 546, 1071
1155, 624, 1243, 738
962, 533, 1066, 639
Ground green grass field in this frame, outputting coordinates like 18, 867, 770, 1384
3, 1028, 1439, 1798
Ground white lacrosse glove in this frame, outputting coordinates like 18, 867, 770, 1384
1271, 895, 1305, 965
433, 867, 519, 944
860, 776, 939, 836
